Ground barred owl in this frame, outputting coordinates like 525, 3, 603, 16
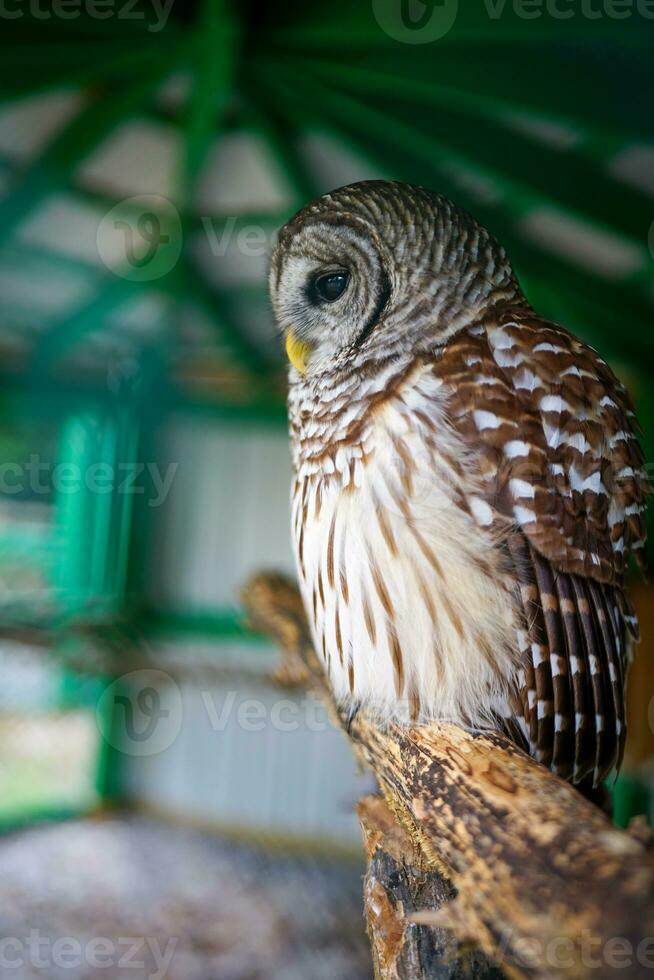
269, 180, 648, 789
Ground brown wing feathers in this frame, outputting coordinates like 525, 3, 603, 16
532, 549, 575, 780
507, 534, 628, 786
587, 578, 624, 774
436, 313, 647, 786
507, 534, 555, 769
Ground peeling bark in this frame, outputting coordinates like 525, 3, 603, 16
359, 795, 503, 978
242, 572, 654, 980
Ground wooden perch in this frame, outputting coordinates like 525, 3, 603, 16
242, 572, 654, 980
358, 794, 505, 979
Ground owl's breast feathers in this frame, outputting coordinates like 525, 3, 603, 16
288, 313, 648, 787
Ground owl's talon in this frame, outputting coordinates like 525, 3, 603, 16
343, 704, 361, 735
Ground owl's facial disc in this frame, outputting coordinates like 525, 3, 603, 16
285, 267, 351, 372
270, 220, 390, 375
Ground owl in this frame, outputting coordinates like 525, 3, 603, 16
269, 180, 648, 790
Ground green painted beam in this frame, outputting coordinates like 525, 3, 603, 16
261, 30, 650, 141
0, 151, 289, 236
0, 368, 286, 423
0, 40, 176, 99
241, 96, 318, 206
265, 61, 652, 273
168, 390, 286, 425
179, 257, 275, 380
134, 605, 268, 643
30, 277, 147, 372
0, 805, 97, 836
180, 0, 240, 198
286, 56, 651, 242
0, 66, 175, 247
0, 241, 106, 283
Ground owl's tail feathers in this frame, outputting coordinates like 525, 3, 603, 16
498, 710, 613, 814
497, 713, 530, 754
576, 779, 613, 816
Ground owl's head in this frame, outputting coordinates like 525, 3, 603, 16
269, 180, 522, 377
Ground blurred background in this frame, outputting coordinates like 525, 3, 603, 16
0, 2, 651, 977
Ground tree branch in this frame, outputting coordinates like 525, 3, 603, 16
242, 572, 654, 980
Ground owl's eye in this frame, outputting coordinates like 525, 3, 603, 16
311, 270, 349, 304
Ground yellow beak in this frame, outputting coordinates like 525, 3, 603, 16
285, 330, 312, 374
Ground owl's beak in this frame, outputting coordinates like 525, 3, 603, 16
285, 330, 312, 374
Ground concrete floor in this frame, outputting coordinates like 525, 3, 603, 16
0, 814, 372, 979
